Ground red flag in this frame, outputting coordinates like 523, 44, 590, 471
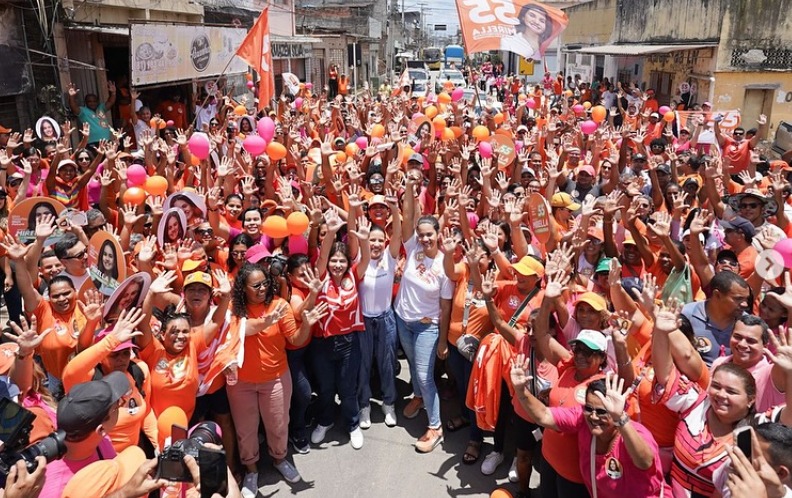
236, 8, 274, 109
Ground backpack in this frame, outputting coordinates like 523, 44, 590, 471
93, 362, 146, 399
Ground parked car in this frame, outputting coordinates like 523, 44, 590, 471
435, 69, 466, 92
773, 120, 792, 156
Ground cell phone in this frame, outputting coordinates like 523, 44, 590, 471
198, 447, 228, 498
735, 427, 752, 461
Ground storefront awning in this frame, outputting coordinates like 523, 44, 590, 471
271, 35, 322, 44
568, 43, 717, 56
65, 24, 129, 37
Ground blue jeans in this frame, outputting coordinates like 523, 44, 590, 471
309, 333, 361, 432
359, 309, 398, 407
395, 314, 441, 428
286, 347, 312, 441
446, 344, 483, 442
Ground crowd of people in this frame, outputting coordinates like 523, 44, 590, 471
0, 65, 792, 498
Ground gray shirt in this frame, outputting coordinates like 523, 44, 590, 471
681, 300, 743, 366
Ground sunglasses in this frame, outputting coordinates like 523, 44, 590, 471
717, 258, 738, 266
583, 405, 609, 417
8, 178, 22, 186
572, 344, 597, 357
739, 203, 760, 209
196, 228, 214, 236
231, 250, 247, 258
0, 193, 7, 199
248, 280, 267, 290
62, 248, 87, 260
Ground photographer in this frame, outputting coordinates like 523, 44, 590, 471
1, 453, 47, 498
39, 371, 130, 497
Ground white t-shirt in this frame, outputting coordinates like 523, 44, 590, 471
359, 251, 396, 317
59, 270, 89, 291
394, 236, 454, 323
195, 104, 217, 130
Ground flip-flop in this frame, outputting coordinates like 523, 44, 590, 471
462, 440, 481, 465
445, 416, 470, 433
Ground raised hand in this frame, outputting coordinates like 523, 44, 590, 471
212, 269, 232, 298
544, 269, 570, 300
481, 222, 500, 252
440, 227, 459, 254
480, 268, 497, 300
77, 289, 105, 323
122, 204, 145, 226
581, 196, 601, 217
593, 372, 633, 420
647, 211, 672, 238
632, 273, 658, 316
150, 270, 177, 295
766, 325, 792, 374
3, 316, 46, 358
324, 209, 344, 233
112, 308, 145, 342
509, 353, 533, 392
349, 216, 371, 241
303, 302, 329, 327
689, 209, 710, 236
653, 298, 682, 334
35, 214, 57, 241
0, 234, 31, 261
602, 190, 624, 216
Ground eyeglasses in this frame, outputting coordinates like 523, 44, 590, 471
588, 238, 603, 246
62, 248, 87, 260
231, 250, 247, 258
77, 156, 91, 162
572, 344, 597, 357
583, 405, 610, 417
196, 228, 214, 236
8, 178, 22, 187
247, 280, 267, 290
717, 258, 738, 266
733, 132, 745, 137
739, 203, 760, 209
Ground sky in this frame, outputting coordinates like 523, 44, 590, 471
400, 0, 461, 40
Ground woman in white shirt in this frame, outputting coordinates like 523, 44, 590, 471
358, 193, 402, 429
395, 172, 454, 453
499, 4, 553, 60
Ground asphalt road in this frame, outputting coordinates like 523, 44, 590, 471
250, 357, 541, 498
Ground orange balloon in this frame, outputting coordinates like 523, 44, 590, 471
591, 105, 607, 123
663, 111, 675, 122
143, 175, 168, 197
472, 125, 490, 141
345, 143, 359, 157
493, 113, 505, 124
157, 406, 188, 450
583, 101, 592, 110
234, 105, 246, 116
451, 126, 464, 138
261, 216, 290, 238
122, 187, 146, 205
437, 92, 451, 104
401, 147, 415, 165
432, 116, 446, 130
287, 212, 310, 235
564, 90, 573, 97
149, 118, 159, 128
335, 151, 347, 163
267, 141, 287, 161
190, 155, 201, 166
425, 105, 438, 119
518, 93, 527, 101
490, 489, 513, 498
370, 124, 385, 138
495, 127, 513, 138
158, 120, 166, 130
442, 127, 455, 141
417, 96, 425, 106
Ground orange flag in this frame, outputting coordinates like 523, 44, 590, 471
236, 8, 274, 110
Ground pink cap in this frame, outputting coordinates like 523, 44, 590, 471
246, 244, 271, 263
577, 165, 596, 177
95, 327, 138, 352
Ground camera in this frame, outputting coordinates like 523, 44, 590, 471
266, 255, 288, 277
0, 398, 67, 487
157, 421, 223, 482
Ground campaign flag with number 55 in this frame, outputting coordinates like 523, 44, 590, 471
455, 0, 568, 61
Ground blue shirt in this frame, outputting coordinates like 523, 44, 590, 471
681, 300, 742, 366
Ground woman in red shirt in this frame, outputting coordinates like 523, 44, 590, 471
309, 210, 371, 449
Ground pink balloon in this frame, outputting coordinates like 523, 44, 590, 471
573, 104, 585, 115
243, 135, 267, 156
288, 235, 309, 255
294, 97, 304, 109
257, 117, 275, 143
580, 120, 598, 135
515, 140, 524, 152
356, 136, 368, 149
246, 81, 255, 89
479, 141, 493, 159
412, 113, 425, 120
305, 82, 313, 90
166, 120, 174, 127
126, 164, 147, 187
659, 106, 671, 115
188, 132, 211, 160
451, 87, 464, 102
526, 99, 537, 109
774, 238, 792, 268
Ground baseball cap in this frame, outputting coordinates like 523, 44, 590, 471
577, 165, 596, 177
650, 112, 660, 119
184, 271, 212, 288
0, 342, 19, 375
656, 164, 671, 175
57, 371, 131, 438
516, 125, 529, 133
703, 101, 712, 107
181, 259, 204, 272
574, 291, 607, 312
720, 216, 756, 238
570, 329, 607, 352
261, 199, 278, 214
57, 159, 78, 171
511, 256, 545, 278
94, 328, 138, 352
739, 189, 769, 204
550, 192, 581, 211
0, 124, 11, 134
716, 249, 739, 264
408, 152, 424, 164
246, 244, 271, 263
588, 226, 604, 241
594, 258, 612, 274
521, 166, 536, 177
623, 236, 637, 246
62, 446, 147, 498
633, 153, 647, 161
369, 195, 387, 207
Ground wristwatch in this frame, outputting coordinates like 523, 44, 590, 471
614, 413, 630, 427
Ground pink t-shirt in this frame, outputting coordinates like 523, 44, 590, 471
550, 405, 668, 498
40, 436, 116, 498
711, 355, 784, 411
512, 333, 558, 423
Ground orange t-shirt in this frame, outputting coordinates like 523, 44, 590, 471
31, 299, 88, 379
449, 264, 492, 345
138, 332, 207, 420
495, 282, 544, 328
736, 245, 757, 280
232, 298, 297, 384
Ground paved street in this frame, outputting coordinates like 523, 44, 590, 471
251, 358, 540, 498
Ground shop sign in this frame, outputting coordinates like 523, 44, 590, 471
272, 43, 306, 59
131, 23, 248, 86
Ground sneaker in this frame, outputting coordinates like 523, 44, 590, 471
415, 427, 443, 453
403, 397, 424, 419
310, 423, 333, 445
481, 451, 505, 475
508, 458, 518, 482
350, 427, 364, 449
359, 406, 371, 429
274, 459, 301, 483
290, 436, 310, 454
241, 472, 258, 498
383, 404, 397, 427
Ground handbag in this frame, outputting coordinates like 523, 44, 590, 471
660, 264, 693, 305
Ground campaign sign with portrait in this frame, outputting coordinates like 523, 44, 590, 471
455, 0, 568, 60
87, 231, 126, 297
408, 115, 435, 145
102, 272, 152, 322
9, 197, 66, 246
158, 207, 188, 249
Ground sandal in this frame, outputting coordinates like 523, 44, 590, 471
445, 416, 470, 433
462, 440, 481, 465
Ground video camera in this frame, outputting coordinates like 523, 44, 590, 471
0, 397, 67, 487
157, 421, 227, 498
